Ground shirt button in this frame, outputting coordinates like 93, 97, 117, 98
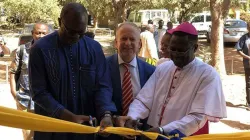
174, 77, 177, 79
172, 86, 175, 89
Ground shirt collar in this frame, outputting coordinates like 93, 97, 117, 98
118, 54, 137, 68
177, 58, 197, 70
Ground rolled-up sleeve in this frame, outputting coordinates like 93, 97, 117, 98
29, 46, 65, 118
94, 43, 117, 117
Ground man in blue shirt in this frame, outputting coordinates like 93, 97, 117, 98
29, 3, 116, 140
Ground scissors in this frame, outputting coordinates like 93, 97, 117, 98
89, 115, 95, 127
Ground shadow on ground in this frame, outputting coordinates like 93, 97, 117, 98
226, 101, 246, 109
221, 120, 250, 130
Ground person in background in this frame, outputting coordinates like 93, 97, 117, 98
0, 36, 10, 57
9, 22, 49, 140
84, 31, 95, 39
156, 29, 174, 66
154, 20, 166, 54
235, 22, 250, 110
167, 22, 173, 30
148, 19, 153, 25
139, 24, 159, 60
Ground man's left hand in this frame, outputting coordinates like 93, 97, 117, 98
99, 115, 113, 137
141, 127, 161, 140
147, 127, 161, 133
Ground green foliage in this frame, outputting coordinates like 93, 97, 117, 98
80, 0, 112, 19
149, 0, 209, 23
241, 12, 250, 22
3, 0, 61, 27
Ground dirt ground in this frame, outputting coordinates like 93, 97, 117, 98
0, 38, 250, 136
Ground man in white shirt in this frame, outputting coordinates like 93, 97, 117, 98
154, 20, 166, 52
124, 22, 227, 138
139, 24, 159, 60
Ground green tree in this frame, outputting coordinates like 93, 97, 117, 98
3, 0, 61, 27
77, 0, 112, 28
150, 0, 209, 23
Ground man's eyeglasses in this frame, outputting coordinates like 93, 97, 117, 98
61, 20, 85, 37
168, 42, 195, 56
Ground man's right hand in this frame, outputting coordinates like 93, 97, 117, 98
71, 115, 91, 124
60, 109, 91, 124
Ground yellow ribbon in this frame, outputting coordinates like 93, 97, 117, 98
1, 106, 250, 140
0, 106, 166, 139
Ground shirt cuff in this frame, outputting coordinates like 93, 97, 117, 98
127, 111, 139, 120
52, 104, 65, 118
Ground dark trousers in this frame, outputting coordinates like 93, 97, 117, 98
245, 68, 250, 105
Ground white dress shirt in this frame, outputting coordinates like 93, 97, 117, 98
118, 55, 141, 97
128, 58, 227, 136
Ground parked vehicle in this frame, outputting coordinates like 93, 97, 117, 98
206, 19, 248, 43
18, 23, 54, 46
190, 12, 211, 38
128, 9, 170, 26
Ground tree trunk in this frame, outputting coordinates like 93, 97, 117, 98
112, 0, 127, 34
93, 16, 98, 28
210, 0, 230, 76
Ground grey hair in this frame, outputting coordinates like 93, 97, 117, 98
116, 22, 140, 33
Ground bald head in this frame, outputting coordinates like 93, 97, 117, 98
116, 22, 140, 36
146, 24, 154, 33
58, 2, 88, 44
33, 23, 48, 32
32, 23, 49, 41
60, 2, 88, 20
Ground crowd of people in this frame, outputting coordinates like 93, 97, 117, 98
10, 2, 250, 140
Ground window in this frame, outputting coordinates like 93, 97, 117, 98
157, 12, 161, 17
206, 15, 211, 22
128, 12, 135, 22
151, 12, 156, 18
224, 20, 247, 28
146, 11, 150, 19
192, 15, 204, 22
135, 13, 142, 22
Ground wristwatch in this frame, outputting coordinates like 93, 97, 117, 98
158, 127, 165, 135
